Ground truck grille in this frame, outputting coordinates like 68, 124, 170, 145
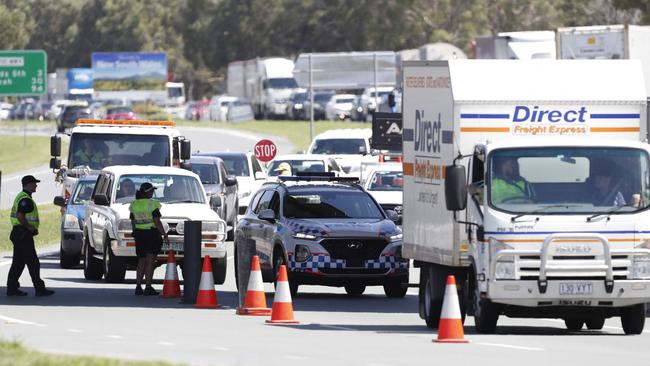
320, 239, 389, 267
515, 254, 631, 280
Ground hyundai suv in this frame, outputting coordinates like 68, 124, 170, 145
234, 174, 408, 297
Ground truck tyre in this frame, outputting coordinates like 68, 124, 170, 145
103, 237, 126, 283
383, 281, 408, 298
564, 318, 584, 331
83, 236, 103, 280
419, 265, 445, 328
211, 256, 227, 285
344, 284, 366, 296
60, 246, 80, 269
585, 316, 605, 330
621, 303, 646, 335
472, 273, 499, 334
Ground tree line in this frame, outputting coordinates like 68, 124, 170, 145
0, 0, 648, 98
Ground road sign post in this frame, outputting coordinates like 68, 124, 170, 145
253, 139, 277, 163
0, 50, 47, 96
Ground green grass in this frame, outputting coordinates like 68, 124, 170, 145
0, 119, 54, 130
0, 135, 53, 175
0, 204, 62, 252
175, 119, 371, 151
0, 339, 180, 366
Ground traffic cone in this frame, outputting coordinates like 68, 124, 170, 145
161, 251, 181, 298
265, 265, 299, 324
194, 255, 220, 309
237, 255, 272, 316
434, 275, 469, 343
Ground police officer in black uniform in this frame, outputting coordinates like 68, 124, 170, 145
7, 175, 54, 297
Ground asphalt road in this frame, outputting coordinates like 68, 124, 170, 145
0, 244, 649, 366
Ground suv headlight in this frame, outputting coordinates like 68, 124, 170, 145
389, 233, 403, 241
632, 255, 650, 279
293, 232, 317, 240
202, 221, 225, 233
63, 214, 80, 230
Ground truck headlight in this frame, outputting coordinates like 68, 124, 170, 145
632, 255, 650, 279
63, 214, 80, 229
295, 245, 311, 262
495, 261, 515, 280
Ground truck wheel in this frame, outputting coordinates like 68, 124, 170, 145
585, 316, 605, 330
211, 256, 227, 285
472, 273, 499, 334
621, 303, 646, 335
564, 318, 584, 331
103, 237, 126, 283
419, 265, 445, 328
83, 236, 103, 280
383, 281, 407, 298
59, 246, 79, 269
344, 284, 366, 296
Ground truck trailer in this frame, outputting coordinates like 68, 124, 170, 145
402, 59, 650, 334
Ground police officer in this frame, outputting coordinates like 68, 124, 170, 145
7, 175, 54, 297
129, 182, 169, 295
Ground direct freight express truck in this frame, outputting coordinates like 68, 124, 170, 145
402, 59, 650, 334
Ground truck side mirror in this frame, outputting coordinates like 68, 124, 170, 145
50, 135, 61, 157
94, 194, 109, 206
53, 196, 66, 207
180, 140, 192, 161
444, 165, 467, 211
50, 157, 61, 170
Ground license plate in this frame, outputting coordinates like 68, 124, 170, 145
559, 282, 593, 295
161, 242, 183, 252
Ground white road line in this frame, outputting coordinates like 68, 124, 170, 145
477, 342, 544, 351
106, 335, 124, 339
157, 341, 175, 346
317, 324, 356, 331
0, 314, 45, 327
66, 329, 83, 333
213, 346, 230, 351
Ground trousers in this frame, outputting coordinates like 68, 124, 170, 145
7, 227, 45, 291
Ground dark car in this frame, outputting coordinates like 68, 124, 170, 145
57, 105, 92, 132
286, 90, 308, 120
305, 91, 335, 120
190, 156, 239, 240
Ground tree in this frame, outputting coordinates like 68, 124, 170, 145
0, 5, 30, 50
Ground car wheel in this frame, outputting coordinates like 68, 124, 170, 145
344, 284, 366, 296
621, 303, 646, 335
564, 318, 584, 331
210, 256, 227, 285
273, 248, 298, 297
103, 235, 126, 283
383, 281, 407, 298
59, 245, 79, 269
83, 235, 103, 280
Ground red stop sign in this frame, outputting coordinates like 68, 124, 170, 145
254, 139, 277, 162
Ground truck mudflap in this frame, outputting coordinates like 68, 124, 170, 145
488, 233, 650, 307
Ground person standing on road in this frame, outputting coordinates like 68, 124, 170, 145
129, 183, 169, 296
7, 175, 55, 297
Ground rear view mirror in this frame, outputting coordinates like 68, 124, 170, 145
53, 196, 66, 207
258, 209, 276, 222
444, 165, 467, 211
254, 171, 267, 180
385, 209, 399, 222
180, 140, 192, 160
50, 135, 61, 157
359, 146, 368, 155
50, 157, 61, 170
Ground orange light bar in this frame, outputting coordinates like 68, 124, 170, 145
76, 119, 175, 127
204, 243, 217, 248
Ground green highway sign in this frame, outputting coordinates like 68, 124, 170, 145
0, 50, 47, 96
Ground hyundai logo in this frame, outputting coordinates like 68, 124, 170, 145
347, 242, 364, 249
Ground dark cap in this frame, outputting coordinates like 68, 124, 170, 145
21, 175, 41, 185
138, 182, 157, 193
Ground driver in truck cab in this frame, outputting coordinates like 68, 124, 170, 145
491, 156, 535, 204
590, 162, 626, 207
73, 140, 104, 168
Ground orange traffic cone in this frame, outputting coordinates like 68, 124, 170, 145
434, 275, 469, 343
237, 255, 272, 316
194, 255, 220, 309
161, 251, 181, 298
266, 265, 299, 324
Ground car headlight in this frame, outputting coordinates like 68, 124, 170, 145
292, 232, 317, 240
202, 221, 225, 233
295, 245, 311, 262
176, 221, 184, 235
294, 103, 303, 109
632, 255, 650, 279
390, 233, 403, 241
63, 214, 80, 229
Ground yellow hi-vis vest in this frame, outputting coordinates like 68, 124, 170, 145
129, 198, 161, 230
10, 191, 39, 229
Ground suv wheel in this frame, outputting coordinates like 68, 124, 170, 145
60, 245, 80, 269
344, 284, 365, 296
83, 235, 103, 280
273, 248, 298, 297
103, 235, 126, 283
383, 281, 407, 298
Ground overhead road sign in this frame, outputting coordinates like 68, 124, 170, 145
0, 50, 47, 96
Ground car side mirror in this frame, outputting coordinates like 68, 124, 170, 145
445, 165, 467, 211
50, 157, 61, 169
94, 194, 109, 206
258, 208, 276, 222
180, 140, 192, 160
359, 146, 368, 155
50, 135, 61, 157
210, 195, 222, 209
254, 171, 267, 180
385, 209, 399, 223
53, 196, 66, 207
225, 176, 238, 187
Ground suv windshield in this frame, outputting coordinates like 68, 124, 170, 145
488, 147, 650, 214
191, 163, 220, 184
368, 171, 403, 191
68, 133, 170, 170
114, 174, 205, 204
72, 179, 97, 205
267, 160, 325, 177
205, 154, 249, 177
284, 189, 383, 219
311, 138, 365, 155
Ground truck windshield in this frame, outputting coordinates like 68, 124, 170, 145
488, 147, 650, 214
267, 78, 298, 89
284, 189, 383, 219
311, 138, 365, 155
68, 133, 170, 170
114, 174, 205, 204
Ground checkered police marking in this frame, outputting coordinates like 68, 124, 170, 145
283, 220, 330, 237
288, 254, 408, 271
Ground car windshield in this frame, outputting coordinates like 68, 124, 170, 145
107, 107, 131, 114
488, 147, 650, 214
191, 163, 220, 184
335, 98, 354, 104
284, 189, 383, 219
368, 171, 403, 191
267, 78, 298, 89
114, 174, 205, 204
68, 133, 170, 170
292, 92, 308, 102
71, 180, 97, 205
267, 160, 326, 177
311, 138, 366, 155
205, 154, 250, 176
315, 93, 334, 103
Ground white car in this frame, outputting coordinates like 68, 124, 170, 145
208, 95, 238, 122
266, 154, 344, 179
325, 94, 356, 120
362, 163, 403, 224
0, 102, 12, 120
83, 166, 228, 284
308, 128, 378, 177
358, 86, 395, 121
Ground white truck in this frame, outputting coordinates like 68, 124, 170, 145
227, 57, 298, 119
402, 59, 650, 335
49, 119, 191, 201
474, 31, 556, 59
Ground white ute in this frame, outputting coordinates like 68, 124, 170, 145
83, 166, 227, 284
402, 59, 650, 334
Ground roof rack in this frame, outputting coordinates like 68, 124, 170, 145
277, 172, 360, 183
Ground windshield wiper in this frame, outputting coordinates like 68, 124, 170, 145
511, 204, 579, 222
165, 199, 202, 204
586, 205, 628, 222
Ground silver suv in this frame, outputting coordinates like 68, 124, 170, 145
234, 174, 408, 297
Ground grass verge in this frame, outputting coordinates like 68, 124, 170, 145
0, 204, 61, 252
0, 339, 178, 366
175, 119, 371, 152
0, 136, 53, 175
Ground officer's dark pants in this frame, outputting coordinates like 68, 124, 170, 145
7, 227, 45, 291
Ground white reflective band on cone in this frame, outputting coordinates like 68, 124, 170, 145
247, 270, 264, 292
199, 271, 215, 290
274, 280, 292, 303
440, 283, 462, 319
165, 263, 179, 280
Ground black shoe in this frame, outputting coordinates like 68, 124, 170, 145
7, 289, 28, 297
35, 288, 55, 297
143, 287, 158, 296
135, 286, 144, 296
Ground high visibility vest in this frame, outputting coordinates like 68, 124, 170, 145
74, 149, 103, 165
10, 191, 39, 229
129, 198, 161, 230
491, 177, 535, 204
